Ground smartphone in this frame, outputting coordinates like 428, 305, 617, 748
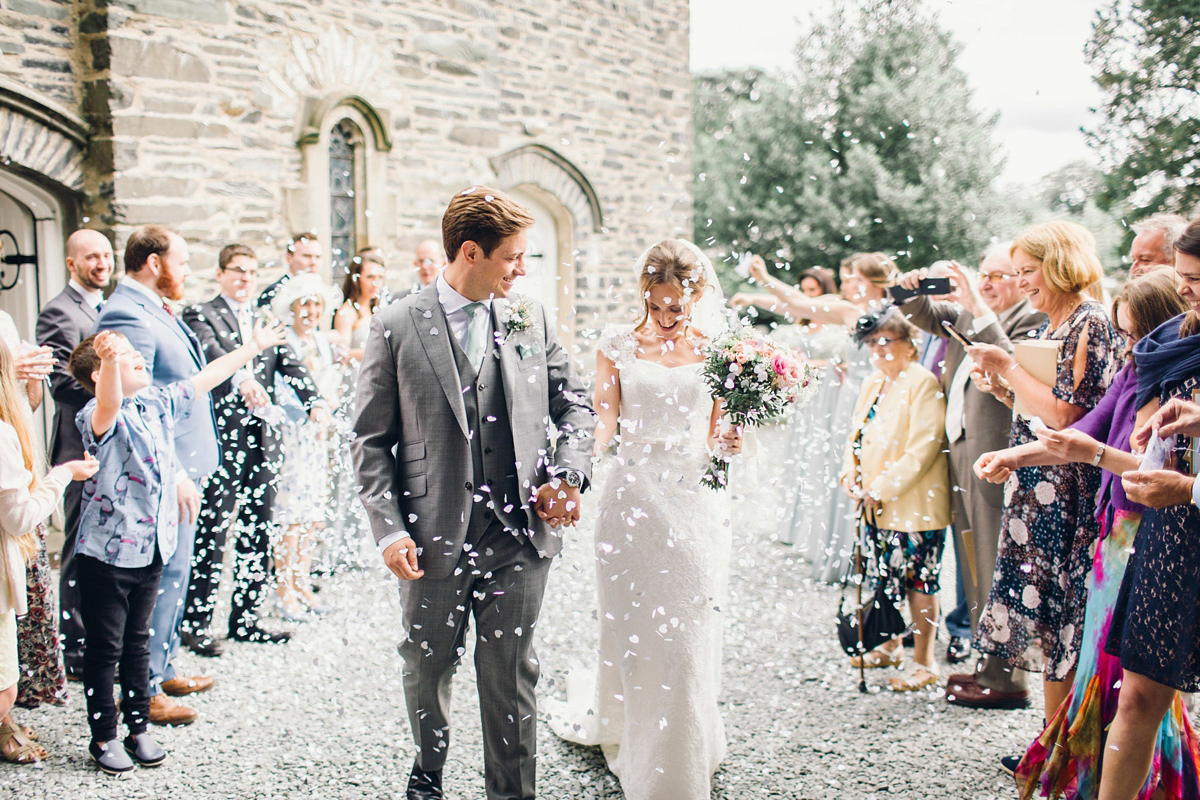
941, 320, 974, 348
889, 277, 953, 304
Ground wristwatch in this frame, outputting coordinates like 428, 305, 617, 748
561, 469, 584, 489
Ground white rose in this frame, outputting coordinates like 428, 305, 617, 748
991, 623, 1011, 644
1009, 518, 1029, 546
1034, 480, 1057, 505
990, 603, 1009, 626
1022, 585, 1040, 609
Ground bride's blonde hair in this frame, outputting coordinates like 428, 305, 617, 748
633, 240, 710, 333
0, 338, 41, 561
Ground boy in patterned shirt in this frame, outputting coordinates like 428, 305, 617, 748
67, 322, 283, 774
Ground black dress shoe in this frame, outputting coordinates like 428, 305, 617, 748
407, 765, 444, 799
946, 635, 972, 664
229, 624, 292, 644
1000, 754, 1021, 776
123, 732, 167, 767
181, 630, 226, 657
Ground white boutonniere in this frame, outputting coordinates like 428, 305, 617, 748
500, 296, 535, 335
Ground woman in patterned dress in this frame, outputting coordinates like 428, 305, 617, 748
967, 221, 1120, 728
1098, 218, 1200, 800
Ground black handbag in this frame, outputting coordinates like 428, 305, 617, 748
836, 579, 906, 656
835, 510, 906, 656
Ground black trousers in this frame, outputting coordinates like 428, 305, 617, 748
76, 551, 164, 742
57, 479, 86, 675
184, 415, 279, 637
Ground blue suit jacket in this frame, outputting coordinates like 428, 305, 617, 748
93, 283, 220, 480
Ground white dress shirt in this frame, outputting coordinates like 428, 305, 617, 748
69, 279, 104, 312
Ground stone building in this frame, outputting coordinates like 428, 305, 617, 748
0, 0, 693, 411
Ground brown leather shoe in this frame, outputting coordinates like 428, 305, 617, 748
148, 694, 198, 726
945, 678, 1031, 709
946, 672, 976, 688
160, 675, 215, 696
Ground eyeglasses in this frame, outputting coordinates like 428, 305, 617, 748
221, 267, 258, 276
980, 271, 1014, 283
416, 258, 438, 268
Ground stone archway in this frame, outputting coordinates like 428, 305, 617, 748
491, 145, 603, 343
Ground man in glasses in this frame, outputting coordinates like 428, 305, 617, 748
896, 243, 1045, 708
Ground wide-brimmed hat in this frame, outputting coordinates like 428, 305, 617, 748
271, 272, 342, 324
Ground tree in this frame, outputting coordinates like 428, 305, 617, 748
694, 0, 1006, 287
1085, 0, 1200, 219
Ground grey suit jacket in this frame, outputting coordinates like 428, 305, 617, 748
36, 285, 98, 464
901, 295, 1046, 460
351, 284, 596, 579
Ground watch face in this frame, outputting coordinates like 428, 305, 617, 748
564, 471, 582, 487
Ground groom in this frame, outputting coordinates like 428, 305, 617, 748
351, 186, 596, 800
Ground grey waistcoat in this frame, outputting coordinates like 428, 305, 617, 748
450, 321, 525, 536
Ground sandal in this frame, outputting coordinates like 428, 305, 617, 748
850, 647, 904, 669
889, 662, 940, 692
0, 718, 47, 763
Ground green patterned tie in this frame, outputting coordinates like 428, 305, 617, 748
464, 302, 488, 372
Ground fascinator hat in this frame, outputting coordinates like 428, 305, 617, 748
271, 272, 343, 326
850, 303, 903, 346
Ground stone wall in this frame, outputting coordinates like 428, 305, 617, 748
0, 0, 78, 108
68, 0, 693, 339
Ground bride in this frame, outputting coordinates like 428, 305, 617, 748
547, 239, 742, 800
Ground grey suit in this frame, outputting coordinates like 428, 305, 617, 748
351, 283, 595, 799
901, 296, 1045, 630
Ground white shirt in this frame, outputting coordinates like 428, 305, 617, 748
436, 274, 492, 352
220, 294, 255, 389
69, 279, 104, 311
121, 275, 166, 307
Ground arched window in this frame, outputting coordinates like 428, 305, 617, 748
328, 118, 363, 281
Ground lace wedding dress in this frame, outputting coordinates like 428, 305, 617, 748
547, 326, 732, 800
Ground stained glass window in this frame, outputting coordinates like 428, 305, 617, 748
329, 118, 361, 280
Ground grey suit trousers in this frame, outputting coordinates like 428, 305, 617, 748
397, 513, 549, 800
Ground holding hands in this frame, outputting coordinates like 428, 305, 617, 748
535, 478, 582, 528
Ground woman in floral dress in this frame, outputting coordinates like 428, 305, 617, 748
967, 221, 1120, 729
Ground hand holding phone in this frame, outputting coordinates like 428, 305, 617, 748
941, 320, 974, 348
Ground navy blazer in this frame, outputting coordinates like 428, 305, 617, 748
93, 283, 220, 480
36, 285, 99, 464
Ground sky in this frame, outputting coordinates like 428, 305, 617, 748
689, 0, 1105, 187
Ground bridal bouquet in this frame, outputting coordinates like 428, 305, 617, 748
701, 327, 819, 489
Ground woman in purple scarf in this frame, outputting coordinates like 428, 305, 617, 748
974, 268, 1198, 799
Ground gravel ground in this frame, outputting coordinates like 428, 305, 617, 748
4, 427, 1044, 799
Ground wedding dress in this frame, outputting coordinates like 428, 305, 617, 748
547, 326, 732, 800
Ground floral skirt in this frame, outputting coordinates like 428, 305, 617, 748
1016, 510, 1200, 800
16, 525, 67, 707
866, 520, 945, 602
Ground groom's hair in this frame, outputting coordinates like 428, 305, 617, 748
442, 186, 534, 263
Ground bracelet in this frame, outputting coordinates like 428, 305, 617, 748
1091, 443, 1105, 467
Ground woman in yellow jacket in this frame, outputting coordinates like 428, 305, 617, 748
840, 307, 952, 691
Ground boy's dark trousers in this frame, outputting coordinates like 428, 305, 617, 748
76, 551, 164, 742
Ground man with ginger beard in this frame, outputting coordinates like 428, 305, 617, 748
92, 225, 219, 725
36, 229, 114, 678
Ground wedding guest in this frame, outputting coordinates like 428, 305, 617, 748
69, 322, 283, 773
270, 274, 341, 620
93, 225, 219, 725
0, 312, 65, 713
257, 233, 322, 309
732, 253, 895, 581
899, 245, 1046, 689
965, 220, 1120, 765
1128, 213, 1188, 278
840, 308, 951, 691
183, 244, 327, 652
0, 337, 97, 764
411, 238, 445, 292
973, 270, 1199, 798
36, 229, 113, 679
334, 252, 387, 361
1099, 217, 1200, 800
